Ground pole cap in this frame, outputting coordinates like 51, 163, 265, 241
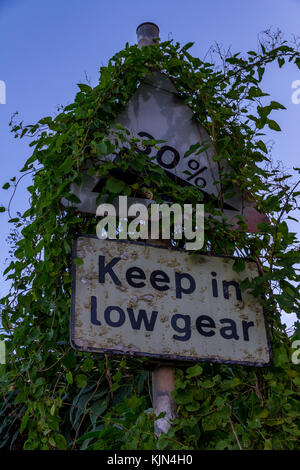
136, 22, 160, 48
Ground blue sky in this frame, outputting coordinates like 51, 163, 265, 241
0, 0, 299, 328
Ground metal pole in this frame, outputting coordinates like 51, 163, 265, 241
136, 22, 176, 436
152, 365, 176, 435
146, 235, 176, 435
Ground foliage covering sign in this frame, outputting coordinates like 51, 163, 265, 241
0, 30, 300, 450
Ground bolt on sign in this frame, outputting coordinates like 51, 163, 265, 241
71, 236, 272, 366
62, 72, 268, 232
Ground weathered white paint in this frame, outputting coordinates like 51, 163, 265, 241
71, 236, 271, 366
62, 72, 268, 231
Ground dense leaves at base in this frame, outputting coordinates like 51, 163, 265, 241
0, 34, 300, 449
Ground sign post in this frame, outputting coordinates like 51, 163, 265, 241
68, 23, 272, 436
146, 235, 177, 436
70, 234, 272, 431
152, 365, 176, 435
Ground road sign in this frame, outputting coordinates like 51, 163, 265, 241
71, 235, 272, 366
62, 72, 268, 232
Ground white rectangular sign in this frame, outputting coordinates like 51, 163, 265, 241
71, 236, 272, 366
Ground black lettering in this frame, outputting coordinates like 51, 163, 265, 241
156, 146, 180, 169
150, 270, 170, 291
90, 296, 101, 325
127, 308, 158, 331
220, 318, 239, 340
223, 280, 242, 301
137, 131, 155, 155
99, 256, 121, 286
211, 272, 218, 297
196, 315, 216, 337
126, 267, 146, 288
171, 314, 191, 341
242, 320, 254, 341
175, 272, 196, 299
104, 306, 125, 327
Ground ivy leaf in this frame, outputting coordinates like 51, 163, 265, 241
232, 258, 246, 273
181, 42, 194, 52
186, 364, 203, 378
66, 371, 73, 385
172, 388, 193, 404
268, 120, 281, 131
20, 413, 29, 433
75, 374, 87, 388
202, 412, 222, 431
55, 434, 67, 450
184, 142, 201, 158
257, 140, 268, 153
96, 141, 108, 155
270, 101, 286, 110
77, 83, 92, 93
106, 177, 126, 193
58, 156, 74, 173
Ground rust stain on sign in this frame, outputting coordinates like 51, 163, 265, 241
70, 236, 272, 366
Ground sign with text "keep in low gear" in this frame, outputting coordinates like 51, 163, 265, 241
70, 236, 272, 366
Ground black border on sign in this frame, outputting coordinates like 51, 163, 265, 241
70, 234, 273, 367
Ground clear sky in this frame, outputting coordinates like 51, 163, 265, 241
0, 0, 299, 328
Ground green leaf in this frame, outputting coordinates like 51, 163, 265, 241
77, 83, 92, 93
172, 388, 193, 404
181, 42, 194, 52
202, 412, 222, 431
63, 240, 71, 254
66, 371, 73, 385
268, 120, 281, 131
65, 194, 82, 204
20, 413, 29, 433
95, 141, 108, 155
184, 142, 201, 158
257, 140, 268, 153
55, 434, 67, 450
292, 376, 300, 387
270, 101, 286, 110
75, 374, 87, 388
90, 399, 108, 426
0, 206, 5, 212
232, 258, 246, 273
106, 177, 126, 194
264, 439, 272, 450
186, 364, 203, 378
2, 182, 10, 190
74, 257, 84, 266
58, 156, 74, 173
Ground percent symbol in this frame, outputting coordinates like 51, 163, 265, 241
186, 159, 207, 188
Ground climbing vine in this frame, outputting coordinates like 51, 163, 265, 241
0, 31, 300, 450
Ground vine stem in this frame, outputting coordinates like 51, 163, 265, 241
229, 416, 243, 450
